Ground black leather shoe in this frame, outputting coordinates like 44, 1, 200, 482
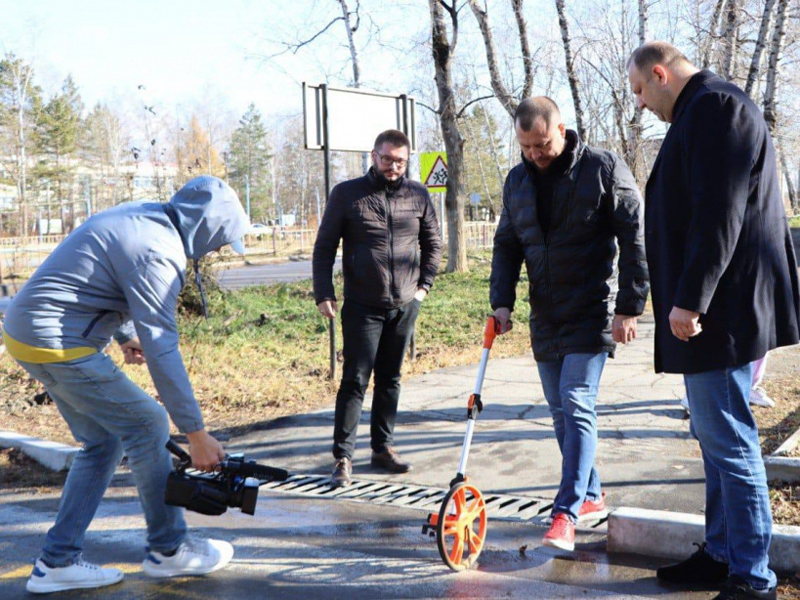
370, 447, 412, 473
712, 577, 777, 599
330, 457, 352, 488
657, 543, 729, 584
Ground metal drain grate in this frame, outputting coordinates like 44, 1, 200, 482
259, 474, 606, 527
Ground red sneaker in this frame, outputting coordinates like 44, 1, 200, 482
578, 492, 607, 522
543, 514, 575, 551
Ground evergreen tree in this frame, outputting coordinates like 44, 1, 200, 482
228, 103, 271, 222
33, 75, 84, 217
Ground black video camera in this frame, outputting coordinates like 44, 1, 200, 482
164, 439, 289, 516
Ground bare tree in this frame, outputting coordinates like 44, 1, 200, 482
467, 0, 533, 117
429, 0, 467, 272
555, 0, 587, 140
335, 0, 372, 173
700, 0, 728, 69
720, 0, 742, 81
763, 0, 790, 133
744, 0, 778, 97
762, 0, 795, 208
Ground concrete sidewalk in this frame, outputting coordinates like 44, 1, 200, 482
232, 317, 703, 516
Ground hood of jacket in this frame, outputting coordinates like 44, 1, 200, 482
168, 176, 250, 259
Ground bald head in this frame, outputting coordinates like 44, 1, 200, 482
627, 41, 699, 123
514, 96, 567, 171
515, 97, 562, 132
627, 41, 693, 73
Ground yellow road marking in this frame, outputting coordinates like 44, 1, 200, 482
1, 562, 139, 581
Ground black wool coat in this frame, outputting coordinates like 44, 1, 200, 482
645, 70, 800, 374
491, 131, 649, 362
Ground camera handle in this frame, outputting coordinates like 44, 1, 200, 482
166, 439, 193, 467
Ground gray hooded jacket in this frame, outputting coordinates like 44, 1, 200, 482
3, 176, 249, 433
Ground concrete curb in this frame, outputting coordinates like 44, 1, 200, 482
773, 427, 800, 457
765, 456, 800, 483
608, 506, 800, 574
0, 430, 79, 471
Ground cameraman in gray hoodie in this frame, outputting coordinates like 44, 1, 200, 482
3, 176, 249, 594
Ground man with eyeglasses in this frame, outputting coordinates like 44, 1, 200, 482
313, 129, 442, 487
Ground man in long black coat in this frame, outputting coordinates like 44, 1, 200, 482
628, 41, 800, 600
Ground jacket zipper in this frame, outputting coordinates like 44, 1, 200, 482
385, 191, 395, 301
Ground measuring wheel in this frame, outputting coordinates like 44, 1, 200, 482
435, 481, 487, 571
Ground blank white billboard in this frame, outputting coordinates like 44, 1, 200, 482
303, 83, 416, 153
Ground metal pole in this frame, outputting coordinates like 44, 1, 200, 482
440, 192, 446, 241
321, 84, 337, 381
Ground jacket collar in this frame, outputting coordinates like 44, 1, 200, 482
671, 69, 718, 125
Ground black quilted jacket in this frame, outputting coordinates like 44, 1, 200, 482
313, 168, 442, 309
490, 131, 649, 361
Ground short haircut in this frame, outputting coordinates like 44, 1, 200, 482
514, 97, 561, 131
374, 129, 410, 150
627, 41, 691, 72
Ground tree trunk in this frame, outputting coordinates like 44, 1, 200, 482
511, 0, 534, 99
468, 0, 517, 117
429, 0, 467, 273
720, 0, 742, 81
336, 0, 370, 172
555, 0, 586, 140
701, 0, 727, 70
763, 0, 789, 135
744, 0, 777, 98
628, 0, 647, 182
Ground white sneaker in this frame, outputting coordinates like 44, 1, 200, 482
680, 395, 690, 413
750, 386, 775, 408
26, 558, 123, 594
142, 537, 234, 578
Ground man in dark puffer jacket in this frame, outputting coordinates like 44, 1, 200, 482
313, 129, 442, 488
491, 97, 649, 551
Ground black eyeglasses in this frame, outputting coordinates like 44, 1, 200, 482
375, 152, 408, 168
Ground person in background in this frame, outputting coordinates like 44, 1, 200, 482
313, 129, 442, 488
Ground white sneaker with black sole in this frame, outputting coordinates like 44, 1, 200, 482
26, 558, 124, 594
142, 537, 234, 578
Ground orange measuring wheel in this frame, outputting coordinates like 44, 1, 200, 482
422, 316, 501, 571
434, 481, 488, 571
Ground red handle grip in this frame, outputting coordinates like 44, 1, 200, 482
483, 316, 500, 349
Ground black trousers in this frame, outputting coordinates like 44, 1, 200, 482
332, 298, 421, 460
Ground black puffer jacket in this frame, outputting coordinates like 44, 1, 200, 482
490, 131, 649, 361
313, 168, 443, 309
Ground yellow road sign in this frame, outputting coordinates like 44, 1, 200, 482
420, 152, 448, 193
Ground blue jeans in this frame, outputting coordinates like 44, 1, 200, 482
685, 364, 776, 590
537, 352, 607, 522
17, 353, 186, 566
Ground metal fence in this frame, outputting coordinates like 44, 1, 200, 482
0, 222, 499, 284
